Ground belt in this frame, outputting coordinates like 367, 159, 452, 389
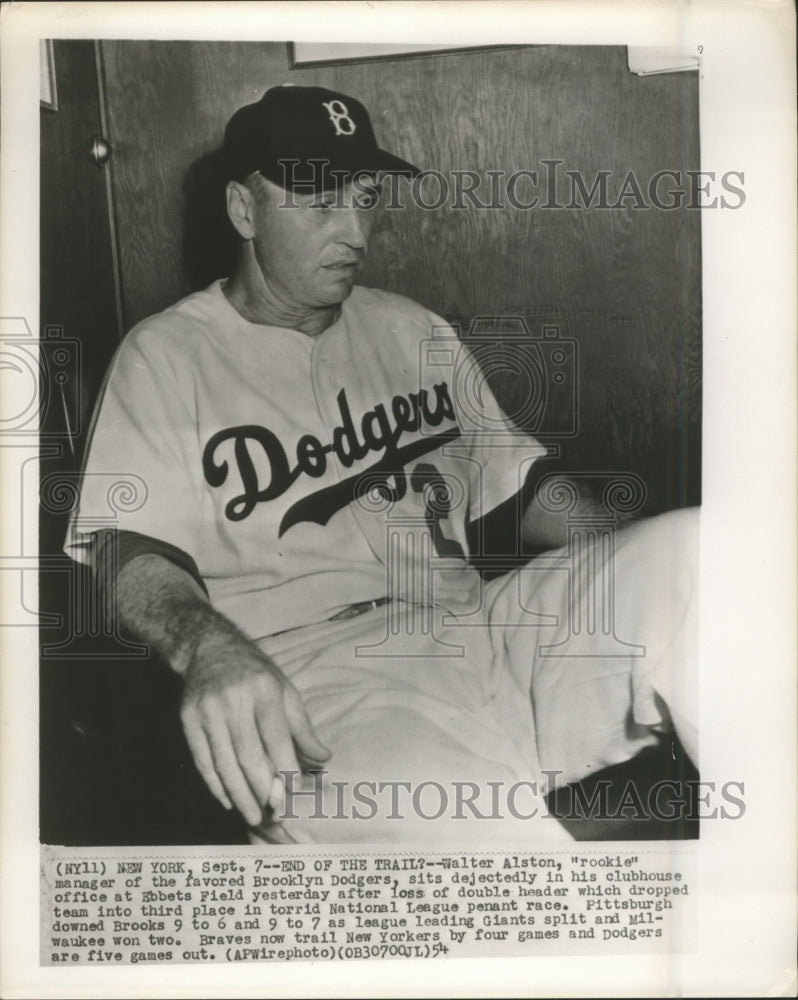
329, 596, 391, 621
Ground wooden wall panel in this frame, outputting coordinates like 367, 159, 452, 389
101, 42, 700, 511
40, 40, 124, 566
41, 41, 122, 452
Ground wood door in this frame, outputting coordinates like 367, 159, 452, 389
40, 40, 123, 551
40, 39, 122, 844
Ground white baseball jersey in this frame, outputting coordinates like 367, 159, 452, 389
66, 281, 545, 640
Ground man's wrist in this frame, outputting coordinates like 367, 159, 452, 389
116, 553, 221, 676
174, 601, 278, 685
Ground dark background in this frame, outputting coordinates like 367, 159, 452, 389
39, 41, 701, 845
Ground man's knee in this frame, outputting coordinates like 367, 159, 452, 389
618, 505, 699, 551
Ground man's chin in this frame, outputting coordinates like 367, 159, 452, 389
319, 278, 356, 306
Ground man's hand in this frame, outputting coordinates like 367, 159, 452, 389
113, 551, 330, 827
180, 631, 330, 826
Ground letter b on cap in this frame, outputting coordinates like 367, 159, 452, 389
322, 99, 356, 136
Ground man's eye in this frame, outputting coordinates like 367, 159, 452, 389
355, 184, 382, 209
355, 193, 379, 210
310, 201, 334, 212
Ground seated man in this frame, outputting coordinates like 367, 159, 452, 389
66, 84, 698, 844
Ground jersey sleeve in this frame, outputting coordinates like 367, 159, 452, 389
458, 387, 547, 523
65, 323, 204, 571
436, 336, 547, 523
382, 292, 548, 528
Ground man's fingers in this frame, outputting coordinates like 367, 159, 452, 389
255, 704, 302, 787
230, 712, 276, 811
283, 684, 332, 764
182, 663, 326, 826
182, 720, 233, 811
204, 716, 264, 827
268, 773, 286, 815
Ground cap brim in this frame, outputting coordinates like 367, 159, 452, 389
371, 148, 421, 178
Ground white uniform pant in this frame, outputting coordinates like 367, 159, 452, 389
252, 507, 698, 845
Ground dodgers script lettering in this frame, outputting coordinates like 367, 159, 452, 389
201, 383, 459, 534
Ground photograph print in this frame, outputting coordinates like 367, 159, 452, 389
38, 39, 704, 848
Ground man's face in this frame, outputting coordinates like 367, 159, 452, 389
247, 173, 381, 312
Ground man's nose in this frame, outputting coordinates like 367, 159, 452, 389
337, 206, 369, 250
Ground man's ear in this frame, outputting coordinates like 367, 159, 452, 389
226, 180, 256, 240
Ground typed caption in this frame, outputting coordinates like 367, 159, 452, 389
42, 845, 695, 965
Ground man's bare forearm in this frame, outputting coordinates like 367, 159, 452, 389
521, 478, 640, 550
111, 553, 330, 825
521, 486, 600, 549
114, 553, 243, 676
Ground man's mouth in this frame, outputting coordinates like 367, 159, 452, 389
323, 260, 360, 270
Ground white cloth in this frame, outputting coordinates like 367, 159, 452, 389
251, 507, 698, 844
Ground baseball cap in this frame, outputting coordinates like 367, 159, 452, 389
223, 84, 421, 191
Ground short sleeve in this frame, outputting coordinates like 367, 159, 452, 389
65, 324, 203, 569
375, 295, 548, 530
444, 340, 547, 522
